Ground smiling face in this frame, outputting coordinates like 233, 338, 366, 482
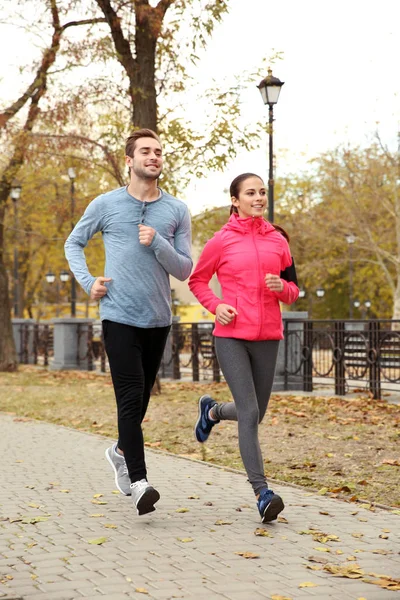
125, 136, 163, 181
231, 176, 267, 219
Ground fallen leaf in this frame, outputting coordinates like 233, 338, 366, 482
177, 537, 193, 542
215, 519, 233, 525
382, 459, 400, 466
175, 508, 189, 513
254, 528, 273, 537
271, 596, 292, 600
234, 551, 259, 559
93, 493, 103, 498
90, 513, 104, 518
379, 534, 389, 539
28, 503, 41, 509
352, 532, 364, 538
317, 487, 329, 495
60, 489, 70, 493
135, 588, 149, 594
87, 537, 107, 545
277, 516, 288, 523
307, 555, 330, 564
104, 523, 117, 529
347, 556, 356, 561
314, 546, 331, 553
187, 495, 200, 499
91, 500, 108, 505
299, 582, 318, 588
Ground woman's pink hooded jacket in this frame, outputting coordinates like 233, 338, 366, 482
189, 213, 299, 341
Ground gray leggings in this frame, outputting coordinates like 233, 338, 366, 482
213, 337, 280, 495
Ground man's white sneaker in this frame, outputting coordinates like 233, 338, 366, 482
105, 444, 131, 495
130, 479, 160, 515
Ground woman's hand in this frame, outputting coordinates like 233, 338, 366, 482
215, 303, 238, 326
265, 273, 284, 293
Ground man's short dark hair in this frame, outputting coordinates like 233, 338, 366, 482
125, 129, 161, 158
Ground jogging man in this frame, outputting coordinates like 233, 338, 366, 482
65, 129, 192, 515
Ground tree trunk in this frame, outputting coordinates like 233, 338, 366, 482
0, 205, 17, 371
392, 270, 400, 323
133, 8, 157, 130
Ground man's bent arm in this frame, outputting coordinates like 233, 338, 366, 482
64, 198, 103, 295
150, 207, 192, 280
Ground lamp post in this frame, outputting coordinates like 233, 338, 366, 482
10, 182, 22, 317
316, 287, 325, 299
345, 234, 356, 318
46, 270, 70, 317
67, 168, 77, 317
258, 68, 284, 223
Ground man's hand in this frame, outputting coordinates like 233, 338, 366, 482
90, 277, 112, 300
265, 273, 284, 292
138, 224, 156, 246
215, 303, 238, 326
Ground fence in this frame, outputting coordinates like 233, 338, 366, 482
284, 319, 400, 399
12, 318, 400, 399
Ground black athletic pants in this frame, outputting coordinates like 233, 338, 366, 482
102, 320, 170, 483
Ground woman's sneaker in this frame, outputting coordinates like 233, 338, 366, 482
105, 444, 131, 495
194, 395, 219, 443
257, 489, 284, 523
130, 479, 160, 516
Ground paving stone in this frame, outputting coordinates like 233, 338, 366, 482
0, 414, 399, 600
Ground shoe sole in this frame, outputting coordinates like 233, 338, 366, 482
105, 448, 131, 496
136, 487, 160, 516
194, 395, 211, 443
261, 496, 285, 523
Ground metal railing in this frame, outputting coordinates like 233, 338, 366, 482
284, 319, 400, 399
13, 319, 400, 399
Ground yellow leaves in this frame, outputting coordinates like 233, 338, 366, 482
60, 489, 70, 493
298, 582, 318, 588
87, 537, 107, 545
215, 519, 232, 525
254, 528, 273, 537
28, 503, 41, 509
352, 532, 364, 538
317, 487, 329, 495
234, 551, 260, 559
135, 588, 149, 594
277, 516, 288, 523
176, 537, 193, 542
93, 493, 103, 498
298, 529, 340, 543
175, 508, 189, 513
271, 595, 292, 600
323, 562, 364, 578
187, 494, 200, 499
379, 533, 389, 539
91, 499, 108, 505
90, 513, 104, 517
104, 523, 117, 529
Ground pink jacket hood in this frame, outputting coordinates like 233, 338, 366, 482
189, 214, 299, 341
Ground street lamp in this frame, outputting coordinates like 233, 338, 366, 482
353, 299, 360, 309
316, 287, 325, 298
299, 288, 306, 298
345, 233, 356, 318
10, 182, 22, 317
46, 270, 70, 317
67, 168, 77, 317
258, 68, 284, 223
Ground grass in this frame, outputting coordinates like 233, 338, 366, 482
1, 366, 399, 508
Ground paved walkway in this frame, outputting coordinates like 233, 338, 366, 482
0, 414, 399, 600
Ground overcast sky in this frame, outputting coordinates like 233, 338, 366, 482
182, 0, 400, 213
1, 0, 399, 214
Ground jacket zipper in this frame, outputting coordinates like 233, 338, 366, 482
252, 218, 263, 339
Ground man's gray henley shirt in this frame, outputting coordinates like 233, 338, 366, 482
64, 186, 192, 328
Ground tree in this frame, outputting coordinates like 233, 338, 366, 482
0, 0, 105, 370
